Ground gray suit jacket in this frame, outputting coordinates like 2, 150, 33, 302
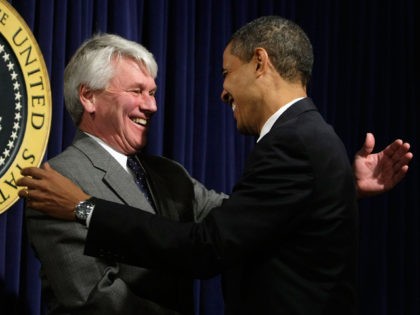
26, 130, 225, 315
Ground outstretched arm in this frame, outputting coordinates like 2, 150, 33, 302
16, 132, 414, 219
353, 133, 413, 198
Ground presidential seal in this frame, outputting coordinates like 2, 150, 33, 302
0, 0, 51, 214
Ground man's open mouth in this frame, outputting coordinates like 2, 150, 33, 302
131, 117, 147, 126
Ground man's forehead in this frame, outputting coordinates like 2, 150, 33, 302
113, 57, 154, 78
222, 43, 232, 57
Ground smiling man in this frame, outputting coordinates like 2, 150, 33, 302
24, 34, 226, 315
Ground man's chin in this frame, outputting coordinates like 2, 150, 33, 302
236, 124, 256, 136
136, 142, 147, 151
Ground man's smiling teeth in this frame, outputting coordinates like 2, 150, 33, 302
132, 117, 147, 126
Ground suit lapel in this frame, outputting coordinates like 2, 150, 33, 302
72, 131, 155, 214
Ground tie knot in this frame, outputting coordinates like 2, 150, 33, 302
127, 155, 142, 173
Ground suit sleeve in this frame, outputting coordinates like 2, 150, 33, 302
85, 132, 315, 278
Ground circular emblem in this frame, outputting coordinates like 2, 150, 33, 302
0, 0, 51, 214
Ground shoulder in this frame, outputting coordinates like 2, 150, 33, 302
48, 145, 88, 169
267, 108, 340, 151
254, 108, 349, 174
47, 145, 99, 181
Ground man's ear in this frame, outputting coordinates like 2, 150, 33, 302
254, 47, 269, 76
79, 85, 96, 113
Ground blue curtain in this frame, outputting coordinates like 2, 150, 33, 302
1, 0, 418, 314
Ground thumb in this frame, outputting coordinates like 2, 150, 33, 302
358, 132, 375, 157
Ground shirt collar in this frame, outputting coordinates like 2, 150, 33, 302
84, 132, 130, 172
257, 97, 305, 143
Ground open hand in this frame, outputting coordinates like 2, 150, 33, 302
354, 133, 413, 198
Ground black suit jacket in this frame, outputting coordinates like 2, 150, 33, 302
85, 98, 359, 315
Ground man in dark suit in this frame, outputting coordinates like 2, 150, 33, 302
18, 16, 413, 315
25, 34, 225, 315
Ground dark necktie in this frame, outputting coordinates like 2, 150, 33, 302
127, 156, 155, 209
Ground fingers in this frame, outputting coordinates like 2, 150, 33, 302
19, 166, 47, 179
382, 139, 405, 157
16, 167, 51, 201
18, 188, 30, 199
18, 188, 35, 205
18, 189, 38, 205
16, 175, 43, 189
384, 140, 413, 164
18, 185, 50, 202
19, 163, 58, 179
392, 152, 413, 173
17, 164, 58, 187
386, 141, 412, 188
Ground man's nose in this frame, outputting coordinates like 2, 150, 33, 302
141, 94, 157, 113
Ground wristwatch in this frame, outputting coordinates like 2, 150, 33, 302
74, 197, 95, 225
